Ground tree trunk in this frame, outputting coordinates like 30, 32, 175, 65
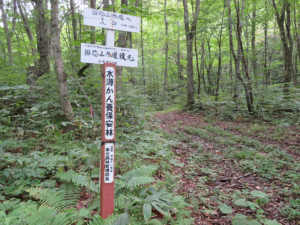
234, 0, 254, 109
77, 0, 97, 78
228, 0, 254, 114
230, 51, 233, 94
205, 62, 213, 95
164, 0, 168, 94
17, 0, 36, 57
45, 0, 52, 59
293, 4, 299, 86
264, 2, 270, 86
0, 0, 16, 66
51, 0, 74, 124
116, 0, 129, 92
200, 42, 207, 94
271, 0, 293, 94
70, 0, 77, 41
141, 13, 146, 90
26, 0, 50, 91
177, 0, 182, 82
251, 2, 258, 87
195, 36, 201, 95
182, 0, 201, 107
215, 6, 225, 101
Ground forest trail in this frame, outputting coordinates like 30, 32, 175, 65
155, 111, 300, 225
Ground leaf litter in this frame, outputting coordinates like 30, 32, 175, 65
155, 110, 300, 225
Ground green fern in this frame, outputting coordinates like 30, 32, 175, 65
26, 206, 70, 225
115, 165, 157, 196
147, 219, 162, 225
125, 165, 157, 182
88, 214, 124, 225
126, 177, 155, 189
26, 186, 80, 212
122, 165, 157, 188
55, 170, 99, 193
112, 213, 130, 225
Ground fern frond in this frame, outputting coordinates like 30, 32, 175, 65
55, 171, 99, 193
115, 196, 126, 209
147, 219, 162, 225
113, 212, 129, 225
89, 214, 121, 225
124, 165, 157, 185
55, 169, 75, 182
27, 206, 69, 225
125, 165, 157, 180
126, 177, 155, 188
26, 186, 80, 212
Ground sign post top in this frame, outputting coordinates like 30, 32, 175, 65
84, 8, 140, 33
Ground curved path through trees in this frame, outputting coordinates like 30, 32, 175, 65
156, 110, 300, 225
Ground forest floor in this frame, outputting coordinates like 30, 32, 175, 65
155, 110, 300, 225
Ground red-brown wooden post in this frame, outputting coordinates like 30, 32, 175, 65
100, 63, 116, 218
81, 8, 140, 220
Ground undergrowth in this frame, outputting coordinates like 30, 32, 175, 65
0, 83, 192, 224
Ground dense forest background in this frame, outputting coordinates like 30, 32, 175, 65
0, 0, 300, 224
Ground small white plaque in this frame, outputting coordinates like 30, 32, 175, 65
104, 143, 114, 183
84, 8, 140, 33
81, 43, 138, 67
105, 67, 115, 140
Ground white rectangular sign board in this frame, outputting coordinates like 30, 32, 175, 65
84, 8, 140, 33
81, 43, 138, 67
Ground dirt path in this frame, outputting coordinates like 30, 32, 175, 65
156, 111, 300, 225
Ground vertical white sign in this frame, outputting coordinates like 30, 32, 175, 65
104, 67, 115, 140
104, 143, 114, 183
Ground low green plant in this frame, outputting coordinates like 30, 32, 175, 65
228, 191, 280, 225
280, 198, 300, 221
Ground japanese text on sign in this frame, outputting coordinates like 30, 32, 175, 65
104, 143, 114, 183
84, 8, 140, 33
105, 67, 115, 140
81, 43, 138, 67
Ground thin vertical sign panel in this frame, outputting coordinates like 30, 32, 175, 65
104, 143, 114, 183
84, 8, 140, 33
105, 67, 115, 140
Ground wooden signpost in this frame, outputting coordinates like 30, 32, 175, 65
81, 7, 140, 219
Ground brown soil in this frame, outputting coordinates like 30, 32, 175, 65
155, 110, 300, 225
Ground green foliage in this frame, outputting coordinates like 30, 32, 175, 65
219, 204, 232, 214
115, 165, 157, 193
281, 198, 300, 220
234, 199, 259, 211
232, 214, 261, 225
0, 150, 67, 196
25, 186, 80, 212
26, 206, 71, 225
55, 170, 99, 193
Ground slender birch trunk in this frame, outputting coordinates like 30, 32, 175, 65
271, 0, 293, 95
182, 0, 201, 107
164, 0, 168, 94
251, 2, 258, 87
215, 6, 225, 101
228, 0, 254, 113
0, 0, 16, 66
70, 0, 77, 41
51, 0, 74, 125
